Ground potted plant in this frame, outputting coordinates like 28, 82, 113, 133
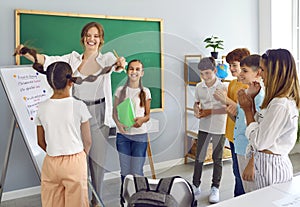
203, 35, 224, 59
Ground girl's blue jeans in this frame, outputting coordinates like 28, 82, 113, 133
116, 133, 148, 183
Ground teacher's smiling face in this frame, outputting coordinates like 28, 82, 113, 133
83, 26, 102, 51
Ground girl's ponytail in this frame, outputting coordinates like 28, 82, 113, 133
139, 78, 146, 108
16, 46, 47, 75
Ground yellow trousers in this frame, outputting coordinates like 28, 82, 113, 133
41, 151, 89, 207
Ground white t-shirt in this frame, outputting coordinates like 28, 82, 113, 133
194, 79, 227, 134
115, 86, 151, 135
35, 97, 92, 156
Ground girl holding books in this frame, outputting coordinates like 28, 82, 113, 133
113, 59, 151, 199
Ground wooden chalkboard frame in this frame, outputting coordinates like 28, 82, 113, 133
15, 9, 164, 111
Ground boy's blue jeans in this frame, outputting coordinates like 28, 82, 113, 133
116, 133, 148, 183
229, 141, 245, 196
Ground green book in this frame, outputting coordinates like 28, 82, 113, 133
117, 97, 136, 128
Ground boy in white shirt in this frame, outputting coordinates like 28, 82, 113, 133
192, 57, 227, 204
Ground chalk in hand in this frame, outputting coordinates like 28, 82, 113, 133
113, 49, 127, 72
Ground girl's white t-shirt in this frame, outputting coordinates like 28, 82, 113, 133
35, 97, 92, 156
115, 86, 151, 135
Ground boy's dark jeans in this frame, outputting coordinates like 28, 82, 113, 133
192, 131, 225, 188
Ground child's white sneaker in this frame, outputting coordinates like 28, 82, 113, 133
192, 185, 201, 200
208, 186, 219, 203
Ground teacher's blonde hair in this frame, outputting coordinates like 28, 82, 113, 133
261, 48, 300, 109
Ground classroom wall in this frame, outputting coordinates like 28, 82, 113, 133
0, 0, 259, 192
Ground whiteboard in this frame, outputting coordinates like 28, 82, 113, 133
0, 65, 53, 177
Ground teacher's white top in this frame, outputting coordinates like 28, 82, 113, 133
246, 97, 298, 155
43, 51, 119, 127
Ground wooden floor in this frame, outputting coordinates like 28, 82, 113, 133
1, 153, 300, 207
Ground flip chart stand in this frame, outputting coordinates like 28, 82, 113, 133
88, 180, 105, 207
0, 116, 16, 203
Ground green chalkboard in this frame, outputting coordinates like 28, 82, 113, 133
15, 10, 164, 110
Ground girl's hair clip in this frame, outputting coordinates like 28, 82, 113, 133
66, 74, 81, 84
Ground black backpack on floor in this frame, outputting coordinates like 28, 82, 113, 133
127, 175, 195, 207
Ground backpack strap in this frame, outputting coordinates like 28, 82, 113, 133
157, 176, 197, 207
185, 179, 197, 207
133, 176, 150, 192
156, 176, 181, 194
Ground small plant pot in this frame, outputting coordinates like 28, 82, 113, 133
211, 52, 218, 59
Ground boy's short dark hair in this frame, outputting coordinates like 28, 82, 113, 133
198, 57, 216, 71
240, 54, 261, 71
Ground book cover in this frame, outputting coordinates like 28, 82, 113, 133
117, 97, 136, 128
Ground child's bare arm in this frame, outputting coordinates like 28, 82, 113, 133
37, 126, 46, 152
199, 107, 227, 118
81, 121, 92, 154
238, 89, 255, 125
242, 156, 255, 181
133, 99, 151, 128
112, 96, 126, 133
226, 103, 237, 121
213, 88, 227, 105
193, 102, 201, 118
211, 107, 227, 114
214, 88, 236, 106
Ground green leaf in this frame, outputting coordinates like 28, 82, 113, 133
203, 35, 224, 52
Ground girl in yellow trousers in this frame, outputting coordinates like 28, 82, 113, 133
34, 61, 92, 207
